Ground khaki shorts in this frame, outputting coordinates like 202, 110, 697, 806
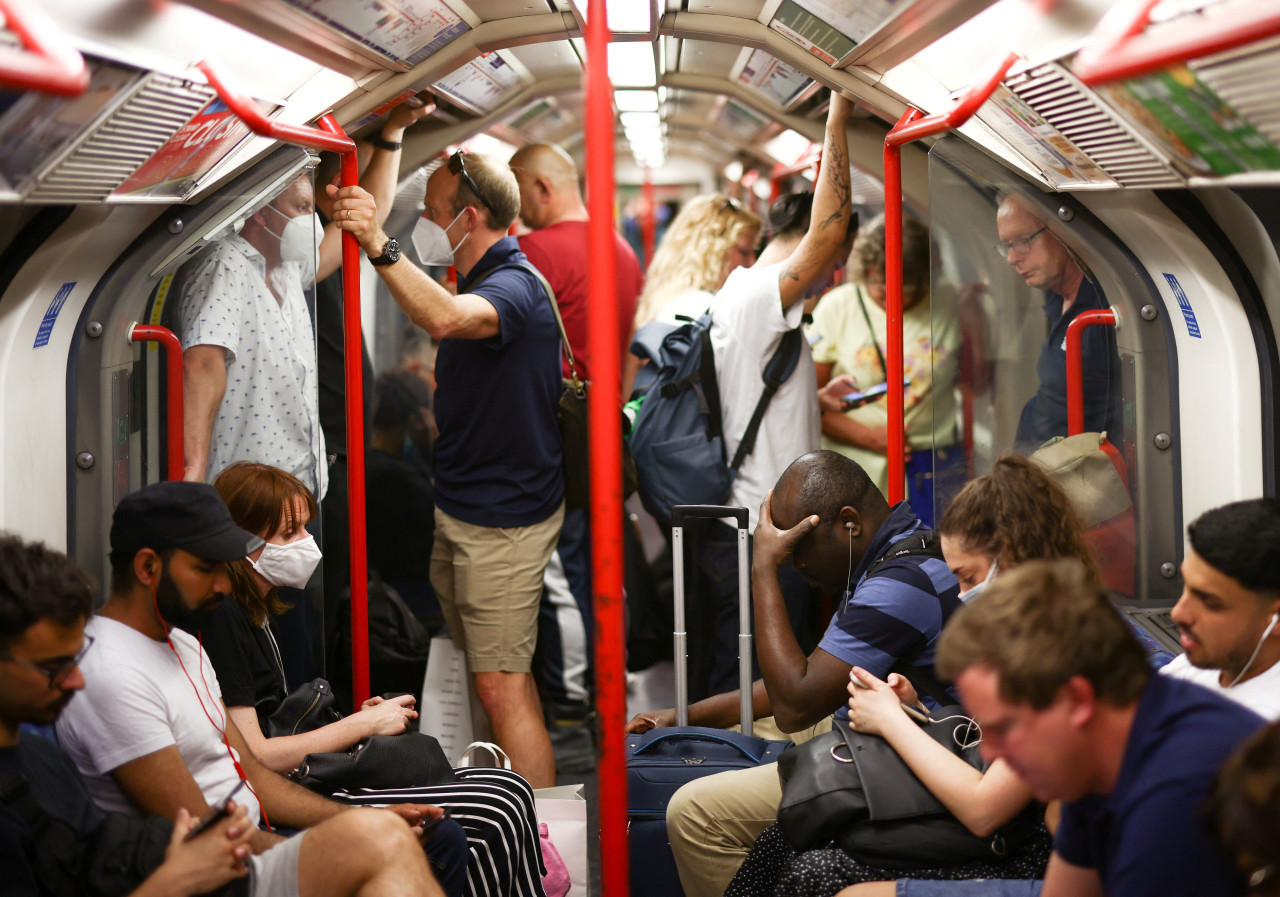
431, 503, 564, 673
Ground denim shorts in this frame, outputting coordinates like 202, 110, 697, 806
897, 880, 1043, 897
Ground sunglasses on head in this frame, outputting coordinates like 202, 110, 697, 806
448, 150, 494, 215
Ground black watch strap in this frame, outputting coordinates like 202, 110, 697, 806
368, 135, 402, 151
370, 237, 401, 267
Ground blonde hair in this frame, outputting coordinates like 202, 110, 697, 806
633, 195, 761, 328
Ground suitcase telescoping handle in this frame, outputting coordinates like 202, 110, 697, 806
670, 505, 753, 737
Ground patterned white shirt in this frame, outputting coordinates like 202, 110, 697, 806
176, 234, 327, 497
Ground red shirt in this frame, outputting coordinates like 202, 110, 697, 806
518, 220, 643, 382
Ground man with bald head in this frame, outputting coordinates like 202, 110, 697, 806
509, 143, 643, 745
627, 450, 961, 897
995, 194, 1123, 449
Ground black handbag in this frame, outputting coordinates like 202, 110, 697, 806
289, 733, 457, 795
777, 710, 1041, 869
266, 678, 343, 738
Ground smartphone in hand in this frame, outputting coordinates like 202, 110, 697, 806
842, 379, 910, 410
186, 779, 247, 841
420, 808, 452, 839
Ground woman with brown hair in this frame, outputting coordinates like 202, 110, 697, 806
192, 461, 552, 897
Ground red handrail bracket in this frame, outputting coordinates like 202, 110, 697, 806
0, 0, 89, 96
128, 323, 185, 482
196, 58, 355, 154
879, 52, 1017, 505
1065, 309, 1117, 435
1073, 0, 1280, 86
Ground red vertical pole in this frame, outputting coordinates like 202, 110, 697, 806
128, 324, 184, 481
642, 168, 656, 267
317, 113, 370, 708
882, 108, 919, 505
584, 1, 627, 894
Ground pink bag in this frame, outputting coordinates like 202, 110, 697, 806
538, 822, 571, 897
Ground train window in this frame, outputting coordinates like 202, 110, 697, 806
927, 137, 1180, 601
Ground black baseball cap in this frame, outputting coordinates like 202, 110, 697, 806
110, 481, 264, 562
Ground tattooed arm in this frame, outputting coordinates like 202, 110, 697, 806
776, 93, 854, 309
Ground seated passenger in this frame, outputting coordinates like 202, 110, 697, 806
1161, 498, 1280, 717
0, 533, 257, 897
809, 213, 963, 524
933, 559, 1259, 897
204, 461, 549, 897
626, 449, 961, 897
995, 195, 1123, 451
46, 484, 447, 896
1206, 719, 1280, 894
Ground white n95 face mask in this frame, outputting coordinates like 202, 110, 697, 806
265, 209, 324, 282
412, 210, 469, 267
249, 534, 323, 590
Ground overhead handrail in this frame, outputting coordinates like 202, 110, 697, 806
196, 58, 355, 154
0, 0, 89, 96
1065, 309, 1117, 435
881, 50, 1018, 504
128, 324, 185, 482
585, 0, 628, 893
1073, 0, 1280, 86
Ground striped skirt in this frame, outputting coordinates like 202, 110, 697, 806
330, 766, 548, 897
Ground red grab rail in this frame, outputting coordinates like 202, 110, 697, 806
1065, 309, 1117, 435
881, 51, 1017, 504
196, 58, 355, 154
585, 0, 628, 894
129, 324, 185, 482
200, 57, 367, 703
1073, 0, 1280, 86
0, 0, 89, 96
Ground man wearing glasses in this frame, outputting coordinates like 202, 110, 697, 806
994, 194, 1123, 450
330, 150, 563, 788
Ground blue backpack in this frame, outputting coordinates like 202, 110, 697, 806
629, 313, 803, 525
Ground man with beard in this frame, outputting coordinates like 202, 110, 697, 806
1161, 498, 1280, 719
55, 481, 447, 897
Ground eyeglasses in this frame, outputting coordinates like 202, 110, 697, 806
1, 635, 95, 689
993, 226, 1048, 257
447, 150, 494, 215
720, 196, 742, 214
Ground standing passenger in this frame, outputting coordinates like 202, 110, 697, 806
994, 195, 1123, 450
509, 142, 644, 743
329, 151, 563, 788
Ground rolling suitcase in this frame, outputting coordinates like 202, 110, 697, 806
626, 505, 790, 897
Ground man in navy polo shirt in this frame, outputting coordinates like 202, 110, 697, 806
332, 151, 563, 788
995, 195, 1123, 451
937, 558, 1261, 897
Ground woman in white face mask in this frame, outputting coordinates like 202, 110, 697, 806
938, 454, 1100, 603
205, 462, 551, 897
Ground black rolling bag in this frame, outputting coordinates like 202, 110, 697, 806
625, 505, 790, 896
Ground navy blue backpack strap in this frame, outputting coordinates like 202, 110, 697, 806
729, 326, 804, 471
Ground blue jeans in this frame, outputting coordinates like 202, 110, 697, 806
898, 881, 1042, 897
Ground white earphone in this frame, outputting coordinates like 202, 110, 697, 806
845, 522, 854, 530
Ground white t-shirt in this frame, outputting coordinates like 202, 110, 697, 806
176, 234, 327, 499
1159, 652, 1280, 720
55, 616, 258, 825
710, 262, 821, 528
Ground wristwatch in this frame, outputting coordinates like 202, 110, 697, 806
368, 135, 402, 151
369, 237, 401, 267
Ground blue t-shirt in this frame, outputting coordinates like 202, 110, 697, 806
1055, 674, 1262, 896
819, 502, 962, 719
1016, 278, 1124, 450
433, 237, 564, 527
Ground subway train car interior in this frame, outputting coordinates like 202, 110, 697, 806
4, 0, 1280, 894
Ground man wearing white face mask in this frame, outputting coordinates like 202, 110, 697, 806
330, 150, 564, 788
176, 174, 327, 501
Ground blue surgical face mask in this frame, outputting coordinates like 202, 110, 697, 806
958, 559, 998, 603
